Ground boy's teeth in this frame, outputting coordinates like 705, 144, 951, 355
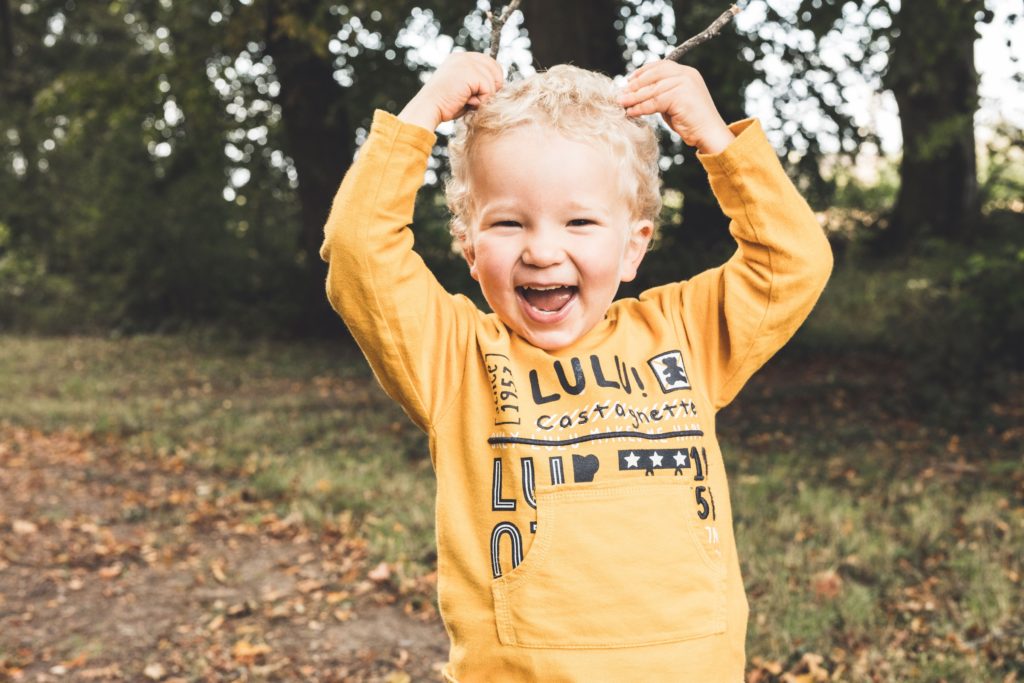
519, 285, 576, 312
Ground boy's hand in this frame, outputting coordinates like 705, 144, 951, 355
618, 60, 735, 155
398, 52, 504, 131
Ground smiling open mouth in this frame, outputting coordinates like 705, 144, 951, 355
517, 285, 578, 313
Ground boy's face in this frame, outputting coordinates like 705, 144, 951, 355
464, 125, 653, 351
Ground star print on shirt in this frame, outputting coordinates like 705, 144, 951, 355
618, 448, 696, 472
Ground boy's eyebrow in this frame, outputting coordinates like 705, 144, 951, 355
481, 196, 609, 210
562, 199, 607, 212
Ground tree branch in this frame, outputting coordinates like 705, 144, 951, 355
666, 5, 740, 62
487, 0, 522, 59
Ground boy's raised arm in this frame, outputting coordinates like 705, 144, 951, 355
319, 53, 503, 432
621, 60, 833, 409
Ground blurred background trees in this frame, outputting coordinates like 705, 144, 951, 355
1, 0, 1021, 414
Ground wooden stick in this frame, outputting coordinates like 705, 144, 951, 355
486, 0, 522, 59
665, 5, 740, 62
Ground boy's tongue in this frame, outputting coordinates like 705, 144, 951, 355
521, 286, 574, 312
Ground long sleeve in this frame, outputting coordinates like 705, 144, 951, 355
319, 110, 476, 432
649, 118, 833, 410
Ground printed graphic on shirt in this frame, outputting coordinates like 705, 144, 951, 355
548, 455, 565, 485
619, 447, 694, 475
485, 353, 521, 425
571, 453, 599, 482
490, 521, 523, 578
491, 458, 517, 511
487, 392, 700, 449
529, 354, 651, 404
485, 348, 720, 579
647, 350, 691, 392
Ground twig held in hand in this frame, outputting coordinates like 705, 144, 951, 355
486, 0, 522, 59
665, 5, 740, 62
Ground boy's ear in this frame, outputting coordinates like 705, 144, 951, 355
462, 241, 480, 281
619, 220, 654, 283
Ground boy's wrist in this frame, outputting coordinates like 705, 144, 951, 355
695, 121, 736, 156
398, 95, 442, 132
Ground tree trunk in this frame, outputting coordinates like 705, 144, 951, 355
0, 0, 13, 68
884, 0, 980, 245
265, 0, 353, 335
520, 0, 623, 74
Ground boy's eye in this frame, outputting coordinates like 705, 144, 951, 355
568, 218, 596, 227
492, 220, 521, 228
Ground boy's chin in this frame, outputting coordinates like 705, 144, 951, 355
513, 323, 586, 352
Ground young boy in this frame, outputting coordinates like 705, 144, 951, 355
320, 53, 832, 682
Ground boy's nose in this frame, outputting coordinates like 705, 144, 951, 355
521, 228, 566, 267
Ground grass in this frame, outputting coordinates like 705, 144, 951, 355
1, 325, 1021, 680
720, 375, 1023, 683
0, 333, 436, 570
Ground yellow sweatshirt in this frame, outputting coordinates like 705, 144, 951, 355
321, 111, 832, 682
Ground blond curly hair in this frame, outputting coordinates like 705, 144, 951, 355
445, 65, 662, 244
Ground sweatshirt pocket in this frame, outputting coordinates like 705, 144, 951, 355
491, 478, 726, 649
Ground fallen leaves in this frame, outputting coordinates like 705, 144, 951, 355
79, 663, 123, 679
11, 519, 38, 535
209, 557, 228, 584
143, 661, 167, 680
0, 424, 447, 681
368, 561, 392, 583
747, 652, 831, 683
231, 639, 272, 665
98, 562, 124, 579
810, 569, 843, 601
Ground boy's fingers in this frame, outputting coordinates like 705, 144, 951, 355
620, 77, 685, 111
619, 78, 671, 106
626, 59, 675, 83
622, 99, 663, 118
624, 94, 668, 118
627, 62, 696, 96
476, 60, 505, 94
626, 59, 661, 80
624, 83, 693, 119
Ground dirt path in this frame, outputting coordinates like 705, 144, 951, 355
0, 427, 448, 682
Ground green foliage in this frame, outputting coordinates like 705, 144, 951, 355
1, 0, 1021, 336
0, 221, 77, 331
819, 157, 900, 243
882, 220, 1024, 422
980, 123, 1024, 211
793, 207, 1023, 426
793, 260, 904, 352
0, 0, 313, 333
